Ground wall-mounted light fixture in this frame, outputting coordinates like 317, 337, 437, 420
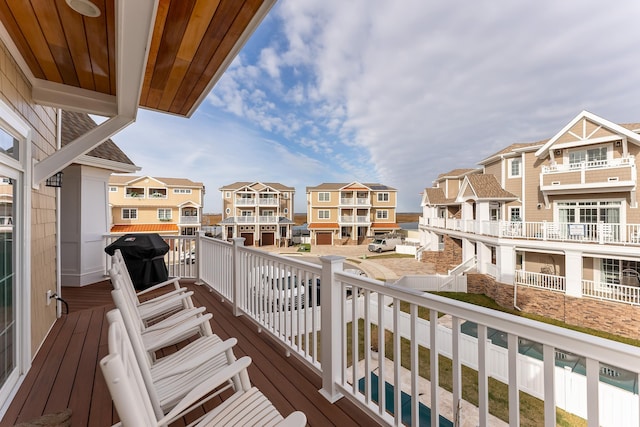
65, 0, 101, 17
45, 172, 63, 188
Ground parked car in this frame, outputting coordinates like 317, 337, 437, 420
179, 250, 196, 264
250, 266, 307, 310
368, 237, 403, 253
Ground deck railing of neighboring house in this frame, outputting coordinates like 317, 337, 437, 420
179, 215, 199, 224
420, 218, 639, 245
582, 280, 640, 306
541, 156, 634, 174
515, 270, 566, 292
194, 235, 640, 427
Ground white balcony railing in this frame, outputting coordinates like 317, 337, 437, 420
193, 236, 640, 427
582, 280, 640, 306
340, 215, 371, 224
235, 198, 256, 206
340, 197, 371, 206
421, 218, 640, 245
515, 270, 566, 292
180, 215, 199, 224
542, 157, 634, 174
101, 234, 640, 425
258, 198, 278, 205
258, 215, 278, 223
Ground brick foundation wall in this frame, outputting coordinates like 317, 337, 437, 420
466, 273, 640, 340
421, 235, 462, 274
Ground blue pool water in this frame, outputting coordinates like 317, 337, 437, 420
358, 372, 454, 427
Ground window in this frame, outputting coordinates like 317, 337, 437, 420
319, 210, 330, 219
376, 210, 389, 219
225, 208, 231, 215
158, 208, 172, 220
225, 191, 230, 198
109, 186, 117, 192
174, 188, 192, 194
490, 203, 501, 221
569, 146, 607, 167
122, 208, 138, 219
377, 192, 389, 202
509, 158, 521, 177
283, 208, 288, 214
283, 192, 289, 199
318, 192, 330, 202
0, 100, 29, 405
510, 207, 521, 221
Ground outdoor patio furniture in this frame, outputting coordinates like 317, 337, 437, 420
101, 318, 307, 427
111, 249, 192, 323
620, 269, 640, 287
110, 267, 213, 354
106, 309, 240, 416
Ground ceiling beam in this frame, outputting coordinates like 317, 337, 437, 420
33, 0, 158, 186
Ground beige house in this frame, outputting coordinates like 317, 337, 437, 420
306, 182, 399, 245
219, 181, 294, 246
109, 176, 204, 236
0, 0, 274, 414
420, 110, 640, 335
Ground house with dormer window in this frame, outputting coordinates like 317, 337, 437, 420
420, 110, 640, 338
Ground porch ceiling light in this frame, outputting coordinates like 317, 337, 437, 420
45, 172, 63, 188
65, 0, 101, 17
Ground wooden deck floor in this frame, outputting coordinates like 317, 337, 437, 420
2, 281, 380, 426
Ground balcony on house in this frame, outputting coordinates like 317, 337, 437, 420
258, 195, 279, 206
124, 186, 145, 198
420, 216, 640, 245
340, 192, 371, 206
540, 156, 636, 193
235, 196, 256, 206
46, 234, 626, 427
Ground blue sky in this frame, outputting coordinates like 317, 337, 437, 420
111, 0, 640, 214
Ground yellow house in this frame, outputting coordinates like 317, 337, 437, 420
109, 175, 204, 236
306, 182, 399, 245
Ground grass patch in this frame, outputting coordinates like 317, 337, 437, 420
366, 253, 415, 259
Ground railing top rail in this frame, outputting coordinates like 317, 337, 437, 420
333, 271, 640, 370
237, 244, 323, 275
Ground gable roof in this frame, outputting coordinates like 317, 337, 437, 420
109, 175, 203, 187
478, 141, 544, 165
457, 174, 517, 201
306, 183, 397, 192
219, 182, 295, 192
421, 187, 450, 206
62, 110, 138, 172
535, 110, 640, 158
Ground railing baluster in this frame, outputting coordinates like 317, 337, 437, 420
429, 308, 439, 427
478, 324, 488, 426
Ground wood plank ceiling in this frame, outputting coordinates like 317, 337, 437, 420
0, 0, 269, 117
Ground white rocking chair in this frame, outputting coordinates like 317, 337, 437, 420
110, 249, 193, 323
106, 308, 239, 416
101, 318, 307, 427
110, 266, 213, 354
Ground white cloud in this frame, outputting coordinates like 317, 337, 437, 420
118, 1, 640, 214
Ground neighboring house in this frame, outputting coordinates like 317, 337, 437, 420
306, 182, 400, 245
219, 181, 295, 246
0, 0, 274, 414
61, 111, 139, 287
420, 110, 640, 336
108, 176, 204, 236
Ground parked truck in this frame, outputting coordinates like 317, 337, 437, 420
367, 237, 403, 253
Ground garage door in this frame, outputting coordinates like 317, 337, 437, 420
316, 232, 332, 245
240, 233, 254, 246
261, 232, 274, 246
